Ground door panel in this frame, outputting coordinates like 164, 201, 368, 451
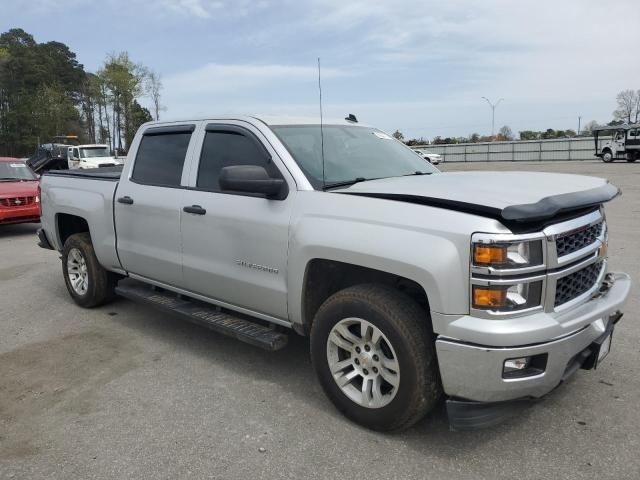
181, 191, 292, 319
180, 123, 293, 319
115, 184, 185, 286
114, 125, 196, 286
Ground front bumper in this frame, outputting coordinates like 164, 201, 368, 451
0, 204, 41, 224
435, 272, 631, 404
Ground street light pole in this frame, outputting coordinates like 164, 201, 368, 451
481, 97, 504, 138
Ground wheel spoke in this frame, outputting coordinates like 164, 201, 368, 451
329, 330, 354, 352
360, 322, 372, 342
379, 366, 399, 388
335, 324, 361, 345
371, 328, 382, 347
380, 355, 399, 373
335, 369, 359, 388
372, 376, 384, 404
330, 358, 353, 374
361, 378, 373, 405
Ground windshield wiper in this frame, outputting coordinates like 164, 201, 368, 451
402, 171, 433, 177
323, 177, 373, 190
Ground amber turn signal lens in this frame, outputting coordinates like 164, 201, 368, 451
473, 286, 507, 308
473, 245, 507, 265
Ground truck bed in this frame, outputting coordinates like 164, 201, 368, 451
44, 166, 123, 181
39, 167, 123, 272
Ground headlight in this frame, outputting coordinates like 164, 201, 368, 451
472, 281, 543, 312
472, 239, 543, 270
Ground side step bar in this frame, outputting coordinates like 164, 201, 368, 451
114, 282, 289, 351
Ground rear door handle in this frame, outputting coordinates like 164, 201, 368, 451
183, 205, 206, 215
117, 196, 134, 205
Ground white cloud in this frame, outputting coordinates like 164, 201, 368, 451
164, 63, 345, 91
158, 0, 224, 19
162, 62, 348, 117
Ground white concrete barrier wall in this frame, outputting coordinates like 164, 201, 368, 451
413, 136, 611, 163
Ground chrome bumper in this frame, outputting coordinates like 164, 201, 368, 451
435, 272, 631, 403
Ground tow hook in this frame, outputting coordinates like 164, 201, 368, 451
597, 273, 616, 295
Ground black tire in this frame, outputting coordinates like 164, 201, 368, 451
602, 150, 614, 163
310, 284, 441, 431
62, 232, 116, 308
627, 153, 637, 163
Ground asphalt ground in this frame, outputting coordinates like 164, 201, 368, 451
1, 160, 638, 479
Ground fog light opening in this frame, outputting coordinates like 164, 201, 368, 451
502, 354, 548, 379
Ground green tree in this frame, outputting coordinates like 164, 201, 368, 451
497, 125, 513, 141
0, 29, 84, 156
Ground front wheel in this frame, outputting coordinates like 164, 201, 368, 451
602, 151, 614, 163
62, 232, 116, 308
310, 284, 441, 431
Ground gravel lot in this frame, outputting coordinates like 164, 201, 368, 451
1, 161, 638, 480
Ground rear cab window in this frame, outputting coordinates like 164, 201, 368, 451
131, 125, 195, 186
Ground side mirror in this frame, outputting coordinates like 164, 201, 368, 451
219, 165, 287, 199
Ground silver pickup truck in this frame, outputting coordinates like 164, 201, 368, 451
37, 116, 631, 431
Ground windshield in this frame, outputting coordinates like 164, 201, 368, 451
80, 147, 110, 159
0, 162, 37, 181
271, 125, 439, 189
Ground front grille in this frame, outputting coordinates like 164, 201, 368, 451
0, 196, 35, 208
556, 222, 603, 257
554, 262, 603, 307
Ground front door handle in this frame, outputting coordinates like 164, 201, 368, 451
183, 205, 206, 215
117, 196, 134, 205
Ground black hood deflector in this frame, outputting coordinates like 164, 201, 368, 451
341, 182, 620, 228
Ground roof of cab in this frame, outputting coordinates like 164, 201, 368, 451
138, 115, 371, 129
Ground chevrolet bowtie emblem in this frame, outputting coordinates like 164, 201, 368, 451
15, 199, 22, 205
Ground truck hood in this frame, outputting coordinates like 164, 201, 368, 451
0, 180, 39, 198
338, 171, 620, 224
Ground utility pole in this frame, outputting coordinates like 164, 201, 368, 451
578, 116, 581, 135
481, 97, 503, 138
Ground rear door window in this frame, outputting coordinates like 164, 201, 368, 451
131, 126, 194, 186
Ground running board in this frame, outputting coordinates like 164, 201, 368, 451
114, 282, 288, 351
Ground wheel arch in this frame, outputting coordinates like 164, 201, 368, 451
56, 213, 90, 247
297, 258, 431, 336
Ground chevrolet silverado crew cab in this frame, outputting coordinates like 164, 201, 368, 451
37, 116, 631, 431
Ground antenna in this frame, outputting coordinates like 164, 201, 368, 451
318, 57, 326, 189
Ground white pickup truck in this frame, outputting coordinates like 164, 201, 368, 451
67, 144, 124, 169
37, 116, 631, 431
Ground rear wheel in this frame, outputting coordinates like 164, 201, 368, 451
627, 153, 637, 163
310, 284, 441, 431
62, 233, 116, 307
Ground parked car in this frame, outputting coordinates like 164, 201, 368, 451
0, 157, 41, 225
67, 144, 124, 170
37, 116, 630, 431
593, 124, 640, 162
415, 149, 442, 165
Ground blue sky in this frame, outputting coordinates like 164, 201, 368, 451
3, 0, 639, 139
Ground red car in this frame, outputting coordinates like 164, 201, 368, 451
0, 157, 41, 225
